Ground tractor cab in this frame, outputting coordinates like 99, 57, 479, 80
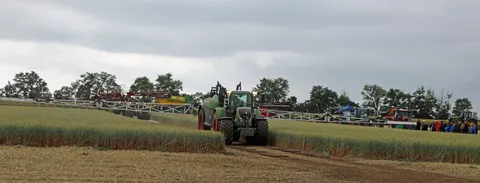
385, 107, 411, 121
355, 107, 375, 118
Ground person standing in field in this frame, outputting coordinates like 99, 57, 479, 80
430, 121, 436, 132
416, 120, 421, 130
440, 121, 446, 132
422, 122, 428, 131
435, 121, 441, 132
444, 122, 451, 132
470, 124, 477, 134
455, 121, 462, 133
462, 122, 470, 133
449, 122, 456, 133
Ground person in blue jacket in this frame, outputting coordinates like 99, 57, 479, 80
444, 123, 450, 132
449, 123, 455, 133
470, 124, 477, 134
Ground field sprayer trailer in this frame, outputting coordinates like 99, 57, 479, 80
92, 91, 193, 120
197, 81, 269, 145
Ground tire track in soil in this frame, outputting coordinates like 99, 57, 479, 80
226, 145, 478, 183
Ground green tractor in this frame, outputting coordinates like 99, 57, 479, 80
354, 107, 379, 122
448, 111, 478, 126
197, 81, 269, 145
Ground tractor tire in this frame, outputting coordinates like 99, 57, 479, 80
255, 120, 269, 145
124, 111, 135, 118
112, 110, 121, 115
221, 119, 234, 145
138, 112, 150, 120
247, 120, 269, 145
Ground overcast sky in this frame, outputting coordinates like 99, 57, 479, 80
0, 0, 479, 111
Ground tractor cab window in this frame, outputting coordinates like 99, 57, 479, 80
230, 93, 252, 108
397, 110, 410, 117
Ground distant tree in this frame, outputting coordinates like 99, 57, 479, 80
452, 98, 473, 116
53, 86, 76, 100
384, 88, 410, 108
129, 76, 154, 93
294, 101, 308, 112
72, 72, 121, 99
434, 90, 453, 119
410, 86, 437, 119
308, 85, 338, 114
1, 81, 17, 97
361, 84, 387, 111
337, 91, 355, 106
154, 73, 183, 95
8, 71, 50, 99
252, 77, 290, 104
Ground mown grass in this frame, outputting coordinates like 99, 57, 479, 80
153, 113, 480, 164
0, 105, 224, 153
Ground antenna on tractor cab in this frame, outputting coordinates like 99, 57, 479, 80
236, 82, 241, 90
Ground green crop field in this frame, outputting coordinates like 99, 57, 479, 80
153, 113, 480, 164
0, 105, 224, 153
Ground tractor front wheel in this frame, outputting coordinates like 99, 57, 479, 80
221, 119, 234, 145
248, 120, 269, 145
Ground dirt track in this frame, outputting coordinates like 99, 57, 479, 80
226, 145, 479, 183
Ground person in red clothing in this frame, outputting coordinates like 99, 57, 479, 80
435, 121, 441, 132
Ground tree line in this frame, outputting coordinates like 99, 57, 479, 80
0, 70, 475, 119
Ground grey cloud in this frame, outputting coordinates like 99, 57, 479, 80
1, 0, 480, 110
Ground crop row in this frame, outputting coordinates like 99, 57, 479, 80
153, 113, 480, 164
0, 105, 224, 153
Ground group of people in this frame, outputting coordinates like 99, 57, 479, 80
415, 120, 478, 134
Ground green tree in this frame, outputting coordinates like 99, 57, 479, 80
294, 101, 308, 112
0, 81, 17, 97
10, 71, 50, 99
384, 88, 410, 108
452, 98, 473, 116
129, 76, 154, 93
337, 91, 355, 106
434, 90, 453, 119
308, 85, 338, 113
411, 86, 437, 119
154, 73, 183, 95
53, 86, 76, 100
72, 72, 122, 99
252, 77, 290, 104
361, 84, 387, 111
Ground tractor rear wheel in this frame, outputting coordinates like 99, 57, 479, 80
221, 119, 234, 145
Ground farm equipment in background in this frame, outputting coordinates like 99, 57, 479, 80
197, 81, 269, 145
448, 111, 478, 126
353, 107, 380, 122
93, 91, 193, 120
258, 96, 296, 118
380, 106, 416, 128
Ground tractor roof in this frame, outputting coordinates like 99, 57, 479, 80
231, 90, 251, 94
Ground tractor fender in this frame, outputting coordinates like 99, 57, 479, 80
214, 107, 226, 119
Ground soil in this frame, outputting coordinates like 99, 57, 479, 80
0, 145, 478, 183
